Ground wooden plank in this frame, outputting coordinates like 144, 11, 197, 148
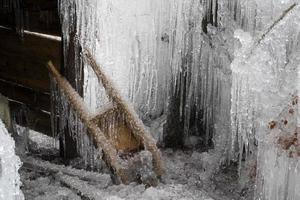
0, 79, 50, 112
95, 110, 142, 153
48, 61, 161, 186
0, 79, 51, 135
84, 49, 165, 178
59, 6, 83, 159
0, 0, 17, 29
23, 0, 61, 35
47, 61, 126, 183
0, 0, 60, 35
0, 27, 61, 92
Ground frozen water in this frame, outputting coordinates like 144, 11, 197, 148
58, 0, 233, 168
231, 3, 300, 200
57, 0, 300, 199
0, 119, 24, 200
50, 77, 100, 168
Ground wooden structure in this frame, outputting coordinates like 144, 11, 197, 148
47, 50, 164, 185
0, 0, 60, 135
1, 1, 165, 183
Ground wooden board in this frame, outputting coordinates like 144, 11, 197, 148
0, 24, 60, 136
0, 79, 51, 136
0, 79, 50, 112
0, 27, 61, 92
0, 0, 60, 35
23, 0, 60, 35
96, 111, 143, 153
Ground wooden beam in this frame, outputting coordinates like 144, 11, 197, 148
0, 27, 61, 93
0, 0, 60, 35
50, 59, 168, 186
84, 49, 165, 178
0, 79, 50, 112
47, 61, 127, 183
23, 0, 61, 36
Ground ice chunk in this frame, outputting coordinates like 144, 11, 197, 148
0, 119, 24, 200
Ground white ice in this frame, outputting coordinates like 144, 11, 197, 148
0, 119, 24, 200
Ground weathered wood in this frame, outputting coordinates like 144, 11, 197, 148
84, 49, 165, 178
0, 0, 60, 35
0, 0, 23, 33
58, 5, 83, 159
0, 27, 61, 92
0, 1, 15, 29
0, 27, 59, 137
90, 103, 142, 152
47, 61, 128, 184
96, 110, 142, 153
0, 79, 50, 112
23, 0, 61, 35
0, 1, 60, 138
48, 61, 162, 186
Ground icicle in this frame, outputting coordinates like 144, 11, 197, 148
231, 4, 300, 199
50, 72, 99, 169
59, 0, 236, 154
59, 3, 300, 194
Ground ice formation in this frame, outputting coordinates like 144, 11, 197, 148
58, 0, 232, 161
57, 0, 300, 199
0, 119, 24, 200
50, 77, 99, 168
231, 3, 300, 199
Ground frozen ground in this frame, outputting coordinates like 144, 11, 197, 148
17, 130, 253, 200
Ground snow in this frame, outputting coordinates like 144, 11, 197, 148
0, 119, 24, 200
27, 129, 59, 150
18, 129, 255, 199
20, 149, 225, 200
